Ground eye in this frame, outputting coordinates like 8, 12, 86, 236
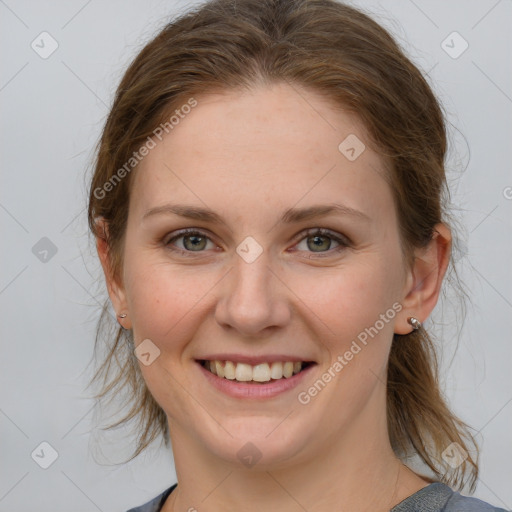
164, 227, 350, 257
293, 228, 350, 257
165, 229, 216, 253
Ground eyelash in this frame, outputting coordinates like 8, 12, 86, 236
163, 227, 350, 258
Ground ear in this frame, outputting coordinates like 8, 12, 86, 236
394, 223, 451, 335
95, 218, 132, 330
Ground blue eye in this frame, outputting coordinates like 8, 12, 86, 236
164, 227, 349, 257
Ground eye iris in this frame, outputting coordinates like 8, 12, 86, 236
183, 234, 206, 251
308, 234, 331, 252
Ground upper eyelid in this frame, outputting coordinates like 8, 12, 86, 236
165, 227, 349, 250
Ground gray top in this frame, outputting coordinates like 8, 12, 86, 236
126, 482, 509, 512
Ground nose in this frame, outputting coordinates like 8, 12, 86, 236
214, 249, 291, 337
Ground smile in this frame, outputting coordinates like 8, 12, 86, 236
199, 359, 315, 383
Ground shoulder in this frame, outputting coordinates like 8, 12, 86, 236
444, 487, 509, 512
125, 483, 177, 512
391, 482, 509, 512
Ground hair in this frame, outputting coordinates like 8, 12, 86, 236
86, 0, 478, 492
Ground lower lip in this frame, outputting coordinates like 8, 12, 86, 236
196, 361, 316, 399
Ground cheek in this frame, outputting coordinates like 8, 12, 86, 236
123, 255, 218, 346
291, 262, 400, 424
292, 258, 401, 346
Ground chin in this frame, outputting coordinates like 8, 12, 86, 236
195, 414, 314, 470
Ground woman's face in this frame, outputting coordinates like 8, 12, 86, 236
110, 82, 414, 467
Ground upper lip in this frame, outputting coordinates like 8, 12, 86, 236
196, 354, 317, 365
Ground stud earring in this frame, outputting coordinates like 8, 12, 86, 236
407, 317, 421, 330
117, 313, 127, 319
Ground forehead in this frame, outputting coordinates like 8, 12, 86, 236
131, 83, 393, 223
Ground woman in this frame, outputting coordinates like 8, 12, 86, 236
86, 0, 508, 510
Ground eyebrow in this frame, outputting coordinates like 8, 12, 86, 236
142, 202, 370, 224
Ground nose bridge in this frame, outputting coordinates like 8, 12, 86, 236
215, 245, 289, 335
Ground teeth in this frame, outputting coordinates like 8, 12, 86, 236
283, 361, 294, 378
270, 362, 283, 379
224, 361, 236, 380
215, 360, 225, 378
235, 363, 253, 381
202, 360, 306, 382
253, 363, 271, 382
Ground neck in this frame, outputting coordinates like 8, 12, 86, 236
163, 408, 430, 512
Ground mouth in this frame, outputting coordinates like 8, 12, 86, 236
197, 359, 316, 384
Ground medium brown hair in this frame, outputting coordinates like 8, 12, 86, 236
86, 0, 478, 491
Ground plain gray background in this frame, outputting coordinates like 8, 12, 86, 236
1, 0, 511, 511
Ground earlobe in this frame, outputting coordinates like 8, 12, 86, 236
394, 223, 452, 335
95, 218, 132, 329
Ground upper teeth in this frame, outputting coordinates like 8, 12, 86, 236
203, 360, 304, 382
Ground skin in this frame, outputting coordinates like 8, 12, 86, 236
97, 82, 451, 511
